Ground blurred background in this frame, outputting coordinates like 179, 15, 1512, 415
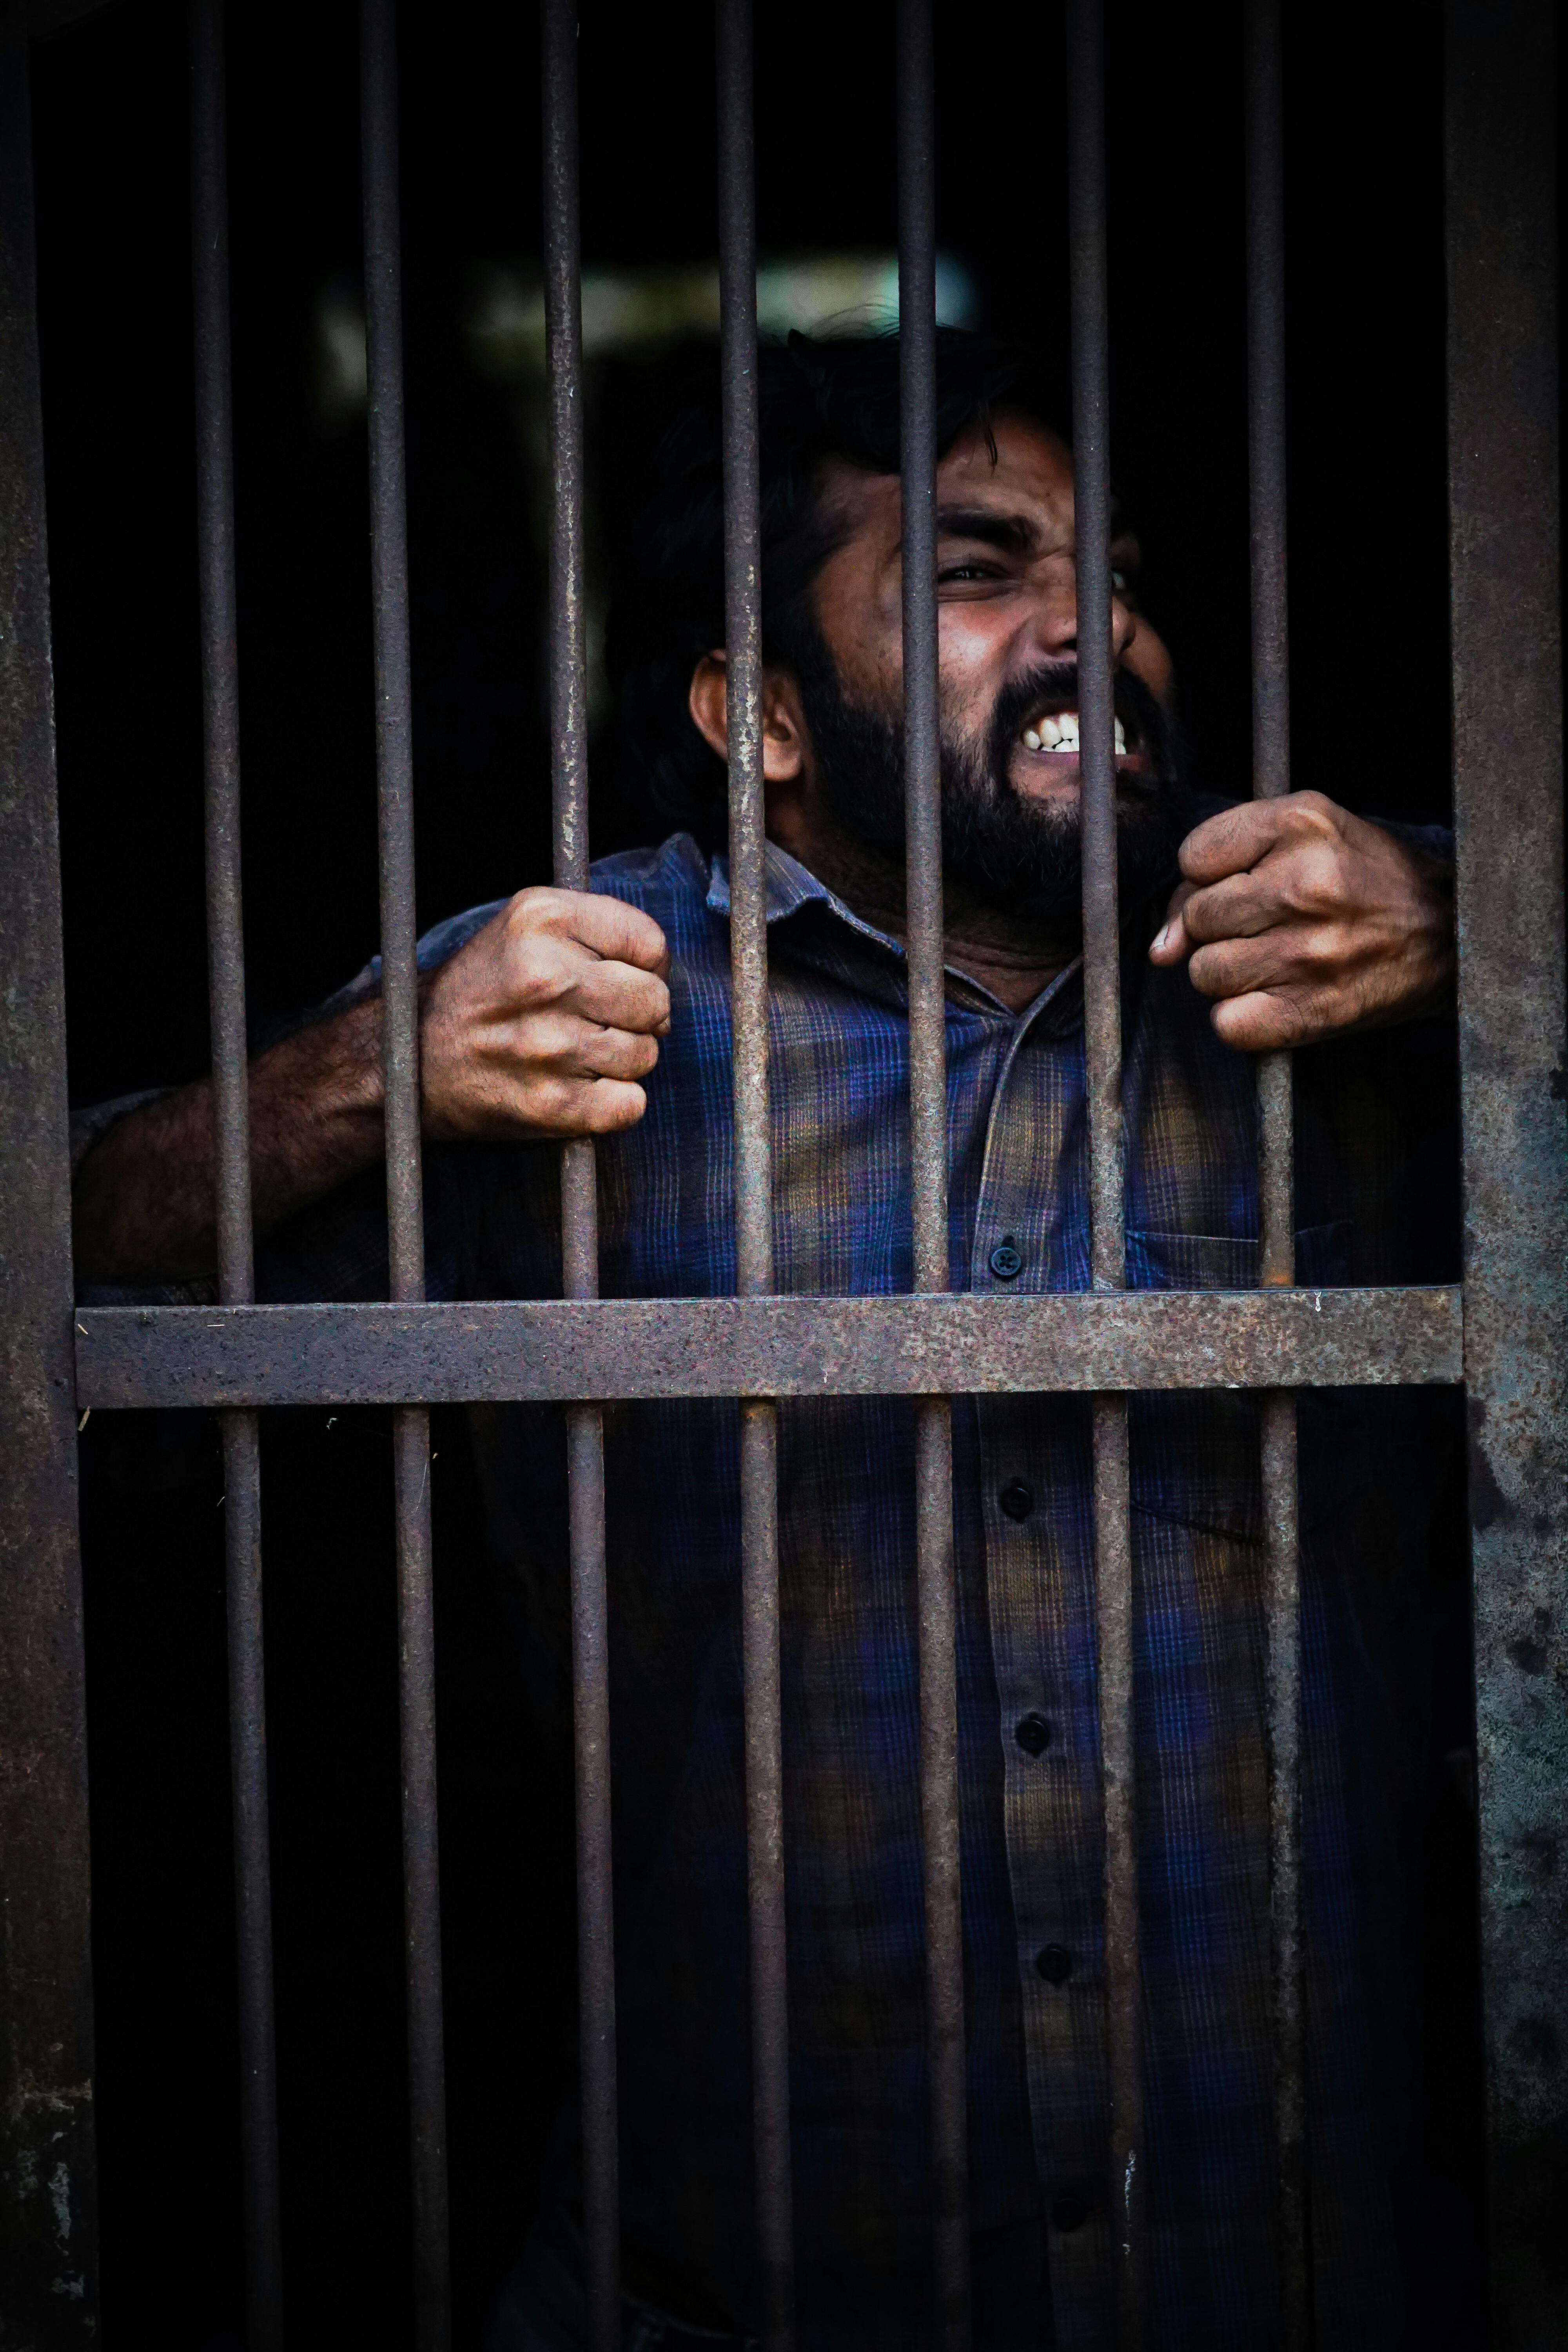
33, 0, 1457, 2341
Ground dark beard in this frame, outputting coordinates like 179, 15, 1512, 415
793, 635, 1189, 937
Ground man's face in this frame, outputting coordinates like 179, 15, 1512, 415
798, 414, 1184, 925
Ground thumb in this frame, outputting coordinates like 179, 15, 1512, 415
1149, 879, 1198, 966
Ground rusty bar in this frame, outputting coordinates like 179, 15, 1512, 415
717, 0, 771, 1310
1065, 0, 1124, 1302
716, 5, 793, 2343
73, 1285, 1465, 1409
1259, 1390, 1304, 2329
1445, 0, 1568, 2334
1243, 3, 1307, 2336
189, 6, 282, 2342
914, 1385, 965, 2343
895, 9, 945, 1299
896, 4, 968, 2340
1243, 0, 1293, 1284
360, 6, 451, 2344
191, 0, 255, 1313
1066, 0, 1145, 2333
0, 5, 98, 2336
541, 4, 618, 2341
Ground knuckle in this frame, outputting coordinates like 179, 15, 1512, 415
1185, 946, 1228, 999
504, 885, 559, 935
1286, 790, 1339, 839
587, 1082, 646, 1132
515, 940, 578, 1009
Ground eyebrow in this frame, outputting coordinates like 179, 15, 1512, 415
928, 500, 1142, 555
934, 505, 1039, 555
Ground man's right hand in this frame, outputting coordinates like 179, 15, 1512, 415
73, 885, 671, 1285
420, 888, 671, 1140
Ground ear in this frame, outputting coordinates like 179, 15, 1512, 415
688, 653, 807, 783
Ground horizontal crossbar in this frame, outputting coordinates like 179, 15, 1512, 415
73, 1285, 1463, 1407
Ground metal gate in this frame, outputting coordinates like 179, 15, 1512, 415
0, 0, 1561, 2345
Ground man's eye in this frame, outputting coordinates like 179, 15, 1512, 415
1111, 567, 1129, 593
939, 561, 996, 583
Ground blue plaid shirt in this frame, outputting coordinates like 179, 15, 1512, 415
255, 826, 1468, 2348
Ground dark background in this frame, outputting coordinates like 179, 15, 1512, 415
34, 0, 1461, 2343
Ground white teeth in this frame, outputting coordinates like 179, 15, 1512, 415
1019, 709, 1132, 757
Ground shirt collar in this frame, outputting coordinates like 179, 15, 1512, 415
704, 839, 1088, 1029
706, 838, 847, 926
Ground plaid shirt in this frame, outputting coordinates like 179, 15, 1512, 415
252, 824, 1468, 2348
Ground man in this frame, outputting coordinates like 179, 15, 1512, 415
75, 335, 1468, 2347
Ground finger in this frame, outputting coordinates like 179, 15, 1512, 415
543, 888, 671, 978
564, 958, 673, 1036
566, 1024, 661, 1083
502, 1072, 651, 1138
1149, 880, 1197, 965
1177, 871, 1285, 947
560, 1076, 651, 1136
1176, 790, 1339, 887
1209, 985, 1341, 1054
1186, 934, 1309, 1003
492, 1010, 661, 1082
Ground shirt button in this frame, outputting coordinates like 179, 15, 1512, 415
988, 1236, 1024, 1281
1035, 1943, 1073, 1984
1014, 1712, 1053, 1756
998, 1477, 1034, 1522
1050, 2190, 1089, 2234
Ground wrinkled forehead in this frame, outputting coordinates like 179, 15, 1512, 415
816, 413, 1077, 553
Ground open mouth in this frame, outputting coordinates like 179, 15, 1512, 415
1018, 705, 1137, 763
1020, 708, 1126, 756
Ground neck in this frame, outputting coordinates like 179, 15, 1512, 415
766, 806, 1075, 1016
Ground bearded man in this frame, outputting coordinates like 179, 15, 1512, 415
74, 334, 1470, 2348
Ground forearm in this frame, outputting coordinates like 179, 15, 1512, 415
72, 995, 387, 1284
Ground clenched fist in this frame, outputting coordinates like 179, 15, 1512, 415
421, 887, 672, 1140
1149, 791, 1454, 1051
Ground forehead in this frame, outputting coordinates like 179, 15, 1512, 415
820, 413, 1077, 546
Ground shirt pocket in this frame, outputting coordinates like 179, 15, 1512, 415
1123, 1222, 1366, 1539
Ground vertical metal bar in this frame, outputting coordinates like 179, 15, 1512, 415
189, 13, 284, 2346
0, 7, 99, 2339
1244, 5, 1307, 2339
1445, 2, 1568, 2338
541, 7, 619, 2345
896, 5, 969, 2341
716, 7, 794, 2345
360, 7, 451, 2344
1065, 0, 1145, 2335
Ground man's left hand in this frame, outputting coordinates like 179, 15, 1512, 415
1148, 790, 1454, 1051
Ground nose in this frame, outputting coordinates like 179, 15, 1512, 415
1028, 558, 1138, 666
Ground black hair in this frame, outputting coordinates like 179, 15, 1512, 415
604, 329, 1068, 848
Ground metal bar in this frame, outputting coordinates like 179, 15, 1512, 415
360, 7, 451, 2343
189, 10, 283, 2343
0, 6, 98, 2336
1243, 4, 1307, 2337
541, 6, 619, 2342
1243, 0, 1294, 1285
1065, 0, 1145, 2333
73, 1285, 1466, 1408
1445, 2, 1568, 2337
1065, 0, 1124, 1303
716, 7, 793, 2344
1259, 1391, 1304, 2327
896, 6, 968, 2339
191, 0, 255, 1319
